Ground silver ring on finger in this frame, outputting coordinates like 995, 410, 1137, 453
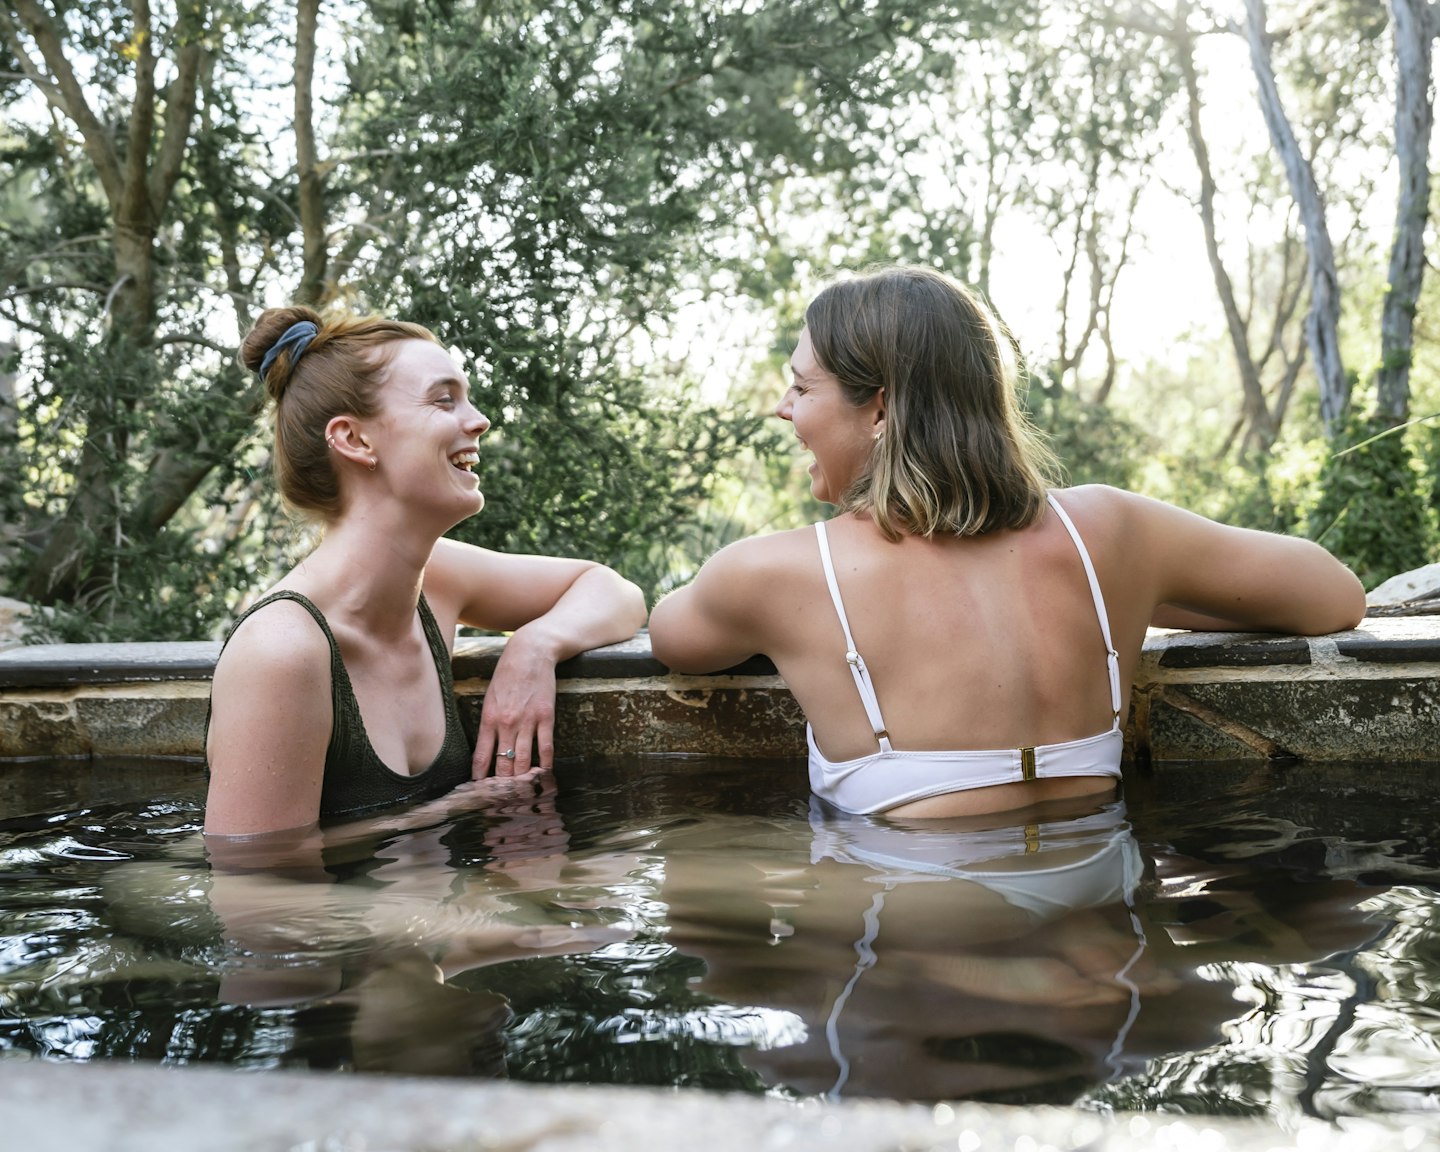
500, 748, 516, 760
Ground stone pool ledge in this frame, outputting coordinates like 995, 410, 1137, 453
0, 616, 1437, 762
2, 1058, 1429, 1152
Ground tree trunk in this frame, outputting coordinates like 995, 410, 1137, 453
0, 342, 16, 568
295, 0, 328, 306
16, 1, 208, 605
132, 376, 269, 537
21, 253, 149, 604
1174, 7, 1278, 454
1243, 0, 1349, 435
1375, 0, 1436, 426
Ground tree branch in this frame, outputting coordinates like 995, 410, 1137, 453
4, 0, 124, 206
132, 374, 268, 538
147, 7, 210, 215
295, 0, 328, 305
152, 333, 232, 355
124, 0, 159, 229
1376, 0, 1435, 424
1243, 0, 1348, 433
2, 282, 106, 303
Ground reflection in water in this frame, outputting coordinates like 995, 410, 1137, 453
196, 771, 641, 1075
656, 796, 1156, 1103
0, 757, 1435, 1116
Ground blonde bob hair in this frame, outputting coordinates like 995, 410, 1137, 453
804, 265, 1057, 540
241, 306, 439, 519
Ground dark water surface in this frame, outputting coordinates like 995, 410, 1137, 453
1, 757, 1437, 1120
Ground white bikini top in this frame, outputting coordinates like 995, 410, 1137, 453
808, 493, 1125, 814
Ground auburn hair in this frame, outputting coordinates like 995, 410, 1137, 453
240, 306, 439, 518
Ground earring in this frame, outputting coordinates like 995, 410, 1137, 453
872, 430, 884, 443
326, 436, 336, 449
368, 457, 378, 472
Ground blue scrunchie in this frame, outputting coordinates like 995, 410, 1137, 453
257, 320, 319, 382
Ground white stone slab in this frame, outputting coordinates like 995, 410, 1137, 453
0, 1059, 1427, 1152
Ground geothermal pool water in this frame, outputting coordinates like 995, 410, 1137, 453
1, 756, 1437, 1119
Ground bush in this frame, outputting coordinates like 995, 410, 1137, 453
1307, 414, 1438, 589
1023, 375, 1151, 491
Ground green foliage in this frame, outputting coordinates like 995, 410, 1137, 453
2, 0, 1019, 636
1024, 370, 1150, 491
4, 0, 1435, 637
23, 524, 256, 644
3, 299, 263, 636
1144, 435, 1317, 536
340, 0, 995, 601
1415, 420, 1440, 521
1307, 414, 1438, 589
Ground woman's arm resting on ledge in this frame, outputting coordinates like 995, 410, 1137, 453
1134, 492, 1367, 635
425, 539, 647, 775
649, 538, 769, 674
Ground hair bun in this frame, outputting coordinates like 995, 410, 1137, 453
241, 306, 324, 402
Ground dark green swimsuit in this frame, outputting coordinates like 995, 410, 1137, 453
207, 591, 473, 822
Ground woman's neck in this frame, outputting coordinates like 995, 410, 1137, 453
284, 513, 438, 639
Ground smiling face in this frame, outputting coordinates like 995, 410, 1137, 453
775, 329, 884, 506
367, 339, 491, 525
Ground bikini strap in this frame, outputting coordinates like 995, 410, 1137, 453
815, 521, 893, 753
1046, 493, 1124, 728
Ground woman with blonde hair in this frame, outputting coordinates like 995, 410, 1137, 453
650, 266, 1364, 820
205, 306, 646, 837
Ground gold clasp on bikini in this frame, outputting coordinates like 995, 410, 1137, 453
1020, 746, 1036, 782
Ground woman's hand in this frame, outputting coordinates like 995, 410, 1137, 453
422, 542, 645, 776
473, 630, 559, 776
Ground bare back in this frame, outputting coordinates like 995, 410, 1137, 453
649, 483, 1364, 818
764, 491, 1133, 771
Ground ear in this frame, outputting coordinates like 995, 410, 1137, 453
325, 414, 374, 471
870, 388, 886, 432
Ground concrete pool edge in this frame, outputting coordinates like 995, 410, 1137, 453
0, 617, 1438, 762
3, 1058, 1429, 1152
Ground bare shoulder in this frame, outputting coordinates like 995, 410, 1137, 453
650, 524, 820, 673
206, 598, 334, 835
419, 537, 493, 627
1052, 483, 1233, 543
1052, 486, 1364, 634
213, 597, 332, 691
1045, 484, 1149, 552
690, 524, 821, 605
1048, 483, 1144, 521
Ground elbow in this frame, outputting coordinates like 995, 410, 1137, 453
620, 579, 648, 635
646, 602, 693, 672
648, 632, 692, 674
1336, 574, 1368, 632
584, 564, 646, 639
649, 643, 705, 676
646, 610, 675, 670
1298, 569, 1367, 636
